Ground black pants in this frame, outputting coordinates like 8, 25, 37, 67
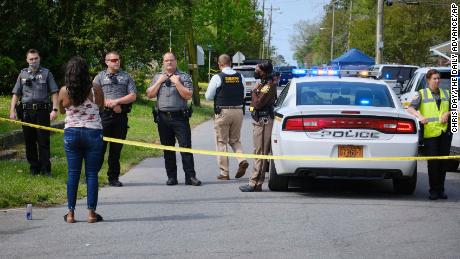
101, 111, 128, 181
423, 131, 452, 193
157, 112, 196, 180
22, 109, 51, 173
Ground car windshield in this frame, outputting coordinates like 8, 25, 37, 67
235, 69, 255, 78
296, 81, 394, 107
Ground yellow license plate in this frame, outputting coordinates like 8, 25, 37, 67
338, 145, 363, 158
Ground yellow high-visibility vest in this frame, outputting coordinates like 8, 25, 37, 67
418, 88, 450, 138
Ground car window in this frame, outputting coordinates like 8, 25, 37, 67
234, 69, 255, 78
402, 72, 419, 93
381, 67, 400, 80
415, 72, 451, 91
296, 82, 394, 107
399, 67, 414, 82
275, 82, 290, 107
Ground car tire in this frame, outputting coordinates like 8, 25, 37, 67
393, 165, 417, 195
268, 160, 289, 191
446, 160, 460, 172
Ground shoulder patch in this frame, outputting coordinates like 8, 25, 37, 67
260, 85, 270, 93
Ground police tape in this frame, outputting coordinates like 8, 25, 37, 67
1, 117, 460, 161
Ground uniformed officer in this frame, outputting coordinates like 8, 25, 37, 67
9, 49, 59, 176
205, 54, 249, 180
93, 51, 137, 187
407, 69, 452, 200
240, 61, 277, 192
146, 52, 201, 186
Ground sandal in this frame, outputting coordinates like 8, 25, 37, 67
63, 211, 75, 223
88, 210, 103, 223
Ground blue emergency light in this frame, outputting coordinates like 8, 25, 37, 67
292, 68, 308, 77
359, 99, 371, 105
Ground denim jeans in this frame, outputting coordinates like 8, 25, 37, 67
64, 127, 104, 211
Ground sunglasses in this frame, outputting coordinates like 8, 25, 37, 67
106, 59, 120, 63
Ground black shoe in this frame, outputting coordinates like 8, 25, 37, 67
239, 184, 256, 192
429, 192, 439, 200
439, 191, 448, 199
185, 177, 201, 186
166, 178, 178, 186
109, 180, 123, 187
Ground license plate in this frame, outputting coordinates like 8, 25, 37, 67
338, 145, 363, 158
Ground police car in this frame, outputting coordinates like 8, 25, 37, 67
269, 68, 419, 194
233, 65, 259, 103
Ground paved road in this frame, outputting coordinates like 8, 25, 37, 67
1, 114, 460, 258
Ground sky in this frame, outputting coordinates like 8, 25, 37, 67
265, 0, 330, 65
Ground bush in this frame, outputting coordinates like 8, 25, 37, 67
0, 56, 18, 94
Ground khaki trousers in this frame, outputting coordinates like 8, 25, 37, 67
249, 118, 273, 186
214, 109, 246, 176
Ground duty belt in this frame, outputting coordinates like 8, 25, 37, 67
22, 103, 50, 111
218, 105, 243, 109
159, 110, 183, 117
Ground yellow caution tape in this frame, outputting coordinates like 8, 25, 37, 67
1, 117, 459, 161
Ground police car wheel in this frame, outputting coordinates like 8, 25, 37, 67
268, 160, 289, 191
392, 166, 417, 195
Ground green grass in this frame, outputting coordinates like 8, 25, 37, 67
0, 95, 214, 208
0, 95, 66, 136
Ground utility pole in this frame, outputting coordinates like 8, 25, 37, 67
347, 0, 353, 51
185, 0, 200, 106
261, 0, 265, 59
267, 4, 273, 59
376, 0, 384, 64
267, 4, 280, 59
207, 44, 212, 82
330, 0, 335, 61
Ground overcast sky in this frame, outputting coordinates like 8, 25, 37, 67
265, 0, 330, 65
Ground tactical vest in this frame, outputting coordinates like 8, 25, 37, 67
419, 87, 450, 138
214, 72, 244, 107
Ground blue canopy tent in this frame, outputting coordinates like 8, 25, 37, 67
329, 48, 375, 69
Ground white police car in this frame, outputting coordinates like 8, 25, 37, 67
269, 68, 419, 194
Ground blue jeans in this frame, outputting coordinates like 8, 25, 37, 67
64, 127, 104, 211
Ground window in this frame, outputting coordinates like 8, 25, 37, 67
296, 82, 394, 107
234, 69, 255, 78
402, 72, 419, 93
275, 82, 290, 107
381, 67, 400, 80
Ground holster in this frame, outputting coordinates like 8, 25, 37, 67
183, 105, 193, 118
120, 104, 132, 114
214, 105, 222, 115
15, 102, 24, 120
152, 106, 159, 123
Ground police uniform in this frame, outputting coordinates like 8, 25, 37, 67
248, 78, 277, 188
205, 67, 248, 179
12, 67, 59, 174
93, 70, 137, 183
410, 87, 452, 197
151, 70, 197, 182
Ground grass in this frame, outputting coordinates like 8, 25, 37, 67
0, 95, 66, 136
0, 94, 214, 209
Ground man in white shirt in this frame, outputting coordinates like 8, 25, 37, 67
205, 54, 249, 180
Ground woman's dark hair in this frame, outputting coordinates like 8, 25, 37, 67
257, 61, 273, 77
65, 56, 92, 106
426, 69, 440, 80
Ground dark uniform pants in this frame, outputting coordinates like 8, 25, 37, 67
423, 131, 452, 193
22, 110, 51, 173
158, 112, 196, 180
101, 111, 128, 181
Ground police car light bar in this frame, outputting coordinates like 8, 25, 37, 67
292, 68, 379, 78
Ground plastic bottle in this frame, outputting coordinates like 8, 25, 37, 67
25, 204, 32, 220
